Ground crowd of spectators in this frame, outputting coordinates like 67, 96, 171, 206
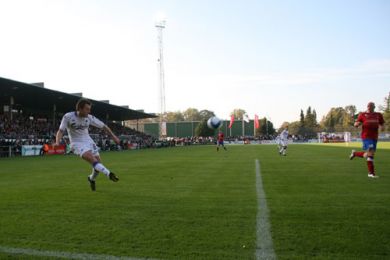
0, 114, 56, 142
1, 112, 325, 158
0, 113, 156, 156
319, 133, 346, 143
164, 134, 281, 147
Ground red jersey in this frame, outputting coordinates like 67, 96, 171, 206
357, 112, 384, 140
218, 132, 224, 142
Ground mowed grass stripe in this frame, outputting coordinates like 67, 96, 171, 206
0, 245, 159, 260
255, 159, 276, 260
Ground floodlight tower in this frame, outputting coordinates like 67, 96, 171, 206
156, 19, 166, 139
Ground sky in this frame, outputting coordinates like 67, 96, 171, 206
0, 0, 389, 127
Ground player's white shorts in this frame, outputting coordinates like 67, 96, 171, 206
71, 141, 100, 157
280, 140, 288, 147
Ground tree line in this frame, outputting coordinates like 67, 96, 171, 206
144, 93, 390, 137
282, 93, 390, 138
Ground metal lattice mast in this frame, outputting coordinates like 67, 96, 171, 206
156, 20, 166, 139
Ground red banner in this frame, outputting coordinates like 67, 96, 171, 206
47, 145, 66, 155
254, 114, 260, 129
228, 115, 234, 128
127, 143, 138, 150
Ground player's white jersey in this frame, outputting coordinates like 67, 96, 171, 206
280, 129, 289, 141
59, 112, 105, 143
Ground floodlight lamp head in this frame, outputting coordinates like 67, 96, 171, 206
155, 20, 166, 28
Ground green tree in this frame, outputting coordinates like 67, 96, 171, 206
384, 112, 390, 132
231, 108, 246, 120
304, 106, 317, 128
255, 117, 275, 136
165, 111, 184, 122
287, 121, 301, 136
195, 119, 215, 137
380, 93, 390, 131
300, 109, 305, 127
344, 105, 357, 117
378, 92, 390, 111
320, 107, 352, 132
342, 105, 357, 131
292, 107, 319, 138
307, 106, 312, 116
306, 107, 319, 137
183, 108, 201, 121
278, 122, 290, 133
199, 110, 215, 120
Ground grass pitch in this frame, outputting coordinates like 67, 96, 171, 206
0, 143, 389, 259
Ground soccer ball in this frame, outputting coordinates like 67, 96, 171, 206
207, 116, 222, 129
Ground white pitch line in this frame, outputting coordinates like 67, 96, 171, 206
255, 159, 277, 260
0, 245, 160, 260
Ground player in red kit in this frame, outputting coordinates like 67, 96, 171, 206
216, 131, 227, 151
350, 102, 385, 178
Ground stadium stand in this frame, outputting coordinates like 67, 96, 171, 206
0, 77, 157, 157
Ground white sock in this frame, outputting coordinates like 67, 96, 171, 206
93, 162, 110, 177
89, 169, 99, 181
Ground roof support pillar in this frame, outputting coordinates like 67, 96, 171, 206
53, 104, 57, 127
10, 96, 14, 121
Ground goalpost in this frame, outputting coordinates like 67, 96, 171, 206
318, 132, 351, 145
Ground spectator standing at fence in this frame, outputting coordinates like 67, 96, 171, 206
40, 143, 49, 156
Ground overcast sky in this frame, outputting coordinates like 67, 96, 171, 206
0, 0, 389, 127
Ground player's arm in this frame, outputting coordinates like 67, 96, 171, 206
90, 115, 120, 145
55, 115, 68, 146
55, 130, 64, 146
102, 125, 120, 145
354, 113, 363, 127
379, 114, 385, 132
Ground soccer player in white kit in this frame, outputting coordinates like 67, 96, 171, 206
278, 126, 289, 156
275, 135, 281, 150
55, 99, 120, 191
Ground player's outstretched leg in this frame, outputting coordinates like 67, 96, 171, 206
82, 152, 119, 185
349, 150, 355, 160
92, 161, 119, 182
88, 168, 98, 191
282, 146, 287, 156
366, 156, 377, 178
349, 150, 365, 160
88, 176, 96, 191
223, 145, 227, 151
108, 171, 119, 182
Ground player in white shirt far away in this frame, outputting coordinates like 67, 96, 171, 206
278, 126, 289, 156
56, 98, 120, 191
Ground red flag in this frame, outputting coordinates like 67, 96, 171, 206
228, 115, 234, 128
254, 114, 260, 129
